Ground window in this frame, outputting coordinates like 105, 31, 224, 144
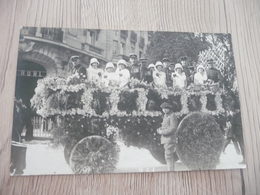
113, 40, 118, 54
139, 36, 145, 48
68, 29, 78, 37
131, 41, 136, 53
121, 42, 126, 55
131, 46, 135, 53
90, 32, 96, 45
148, 31, 153, 41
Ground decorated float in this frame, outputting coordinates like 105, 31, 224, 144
30, 74, 236, 173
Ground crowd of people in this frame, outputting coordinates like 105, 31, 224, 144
70, 54, 224, 89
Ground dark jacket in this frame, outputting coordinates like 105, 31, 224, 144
130, 64, 142, 80
206, 68, 223, 83
142, 69, 153, 84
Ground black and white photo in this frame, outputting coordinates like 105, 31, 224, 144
10, 27, 245, 175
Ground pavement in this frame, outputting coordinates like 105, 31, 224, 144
16, 140, 246, 176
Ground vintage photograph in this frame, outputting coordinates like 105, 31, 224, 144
10, 27, 245, 175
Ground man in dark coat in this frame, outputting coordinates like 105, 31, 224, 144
140, 58, 152, 83
69, 56, 87, 79
206, 59, 224, 85
129, 53, 142, 80
165, 62, 175, 87
180, 56, 191, 85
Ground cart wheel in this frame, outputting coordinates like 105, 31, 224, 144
176, 112, 224, 170
64, 139, 78, 164
149, 147, 166, 164
149, 145, 179, 164
69, 135, 119, 174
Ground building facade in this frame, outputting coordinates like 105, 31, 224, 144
16, 27, 151, 113
19, 27, 151, 78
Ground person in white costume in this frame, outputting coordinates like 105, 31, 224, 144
116, 59, 130, 88
153, 61, 167, 88
102, 62, 119, 87
194, 65, 207, 85
87, 58, 103, 86
172, 63, 187, 89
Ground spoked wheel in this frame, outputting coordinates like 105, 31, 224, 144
69, 136, 120, 174
64, 139, 78, 164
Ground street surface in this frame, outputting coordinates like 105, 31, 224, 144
19, 140, 245, 176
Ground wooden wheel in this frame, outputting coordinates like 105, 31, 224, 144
149, 145, 179, 165
64, 139, 78, 164
69, 136, 119, 174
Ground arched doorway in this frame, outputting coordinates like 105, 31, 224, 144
15, 60, 47, 140
15, 60, 46, 107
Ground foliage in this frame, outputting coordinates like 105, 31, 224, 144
176, 112, 224, 170
146, 32, 211, 64
31, 76, 226, 118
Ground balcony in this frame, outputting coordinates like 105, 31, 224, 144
21, 27, 63, 42
111, 54, 129, 64
40, 28, 63, 42
148, 31, 153, 41
120, 30, 128, 39
139, 36, 145, 48
81, 43, 103, 55
20, 27, 37, 36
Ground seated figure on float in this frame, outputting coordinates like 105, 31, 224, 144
102, 62, 119, 87
153, 61, 167, 88
116, 59, 130, 88
87, 58, 103, 86
194, 65, 207, 85
172, 63, 187, 89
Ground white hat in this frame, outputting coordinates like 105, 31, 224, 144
155, 61, 163, 67
148, 63, 155, 69
90, 58, 99, 65
117, 59, 127, 66
129, 53, 137, 58
197, 65, 205, 72
106, 62, 115, 69
174, 63, 183, 71
70, 55, 80, 61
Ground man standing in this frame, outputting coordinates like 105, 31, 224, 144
129, 53, 142, 80
69, 56, 87, 79
157, 102, 178, 171
180, 56, 191, 85
140, 58, 150, 83
162, 58, 170, 70
206, 59, 223, 85
165, 62, 175, 87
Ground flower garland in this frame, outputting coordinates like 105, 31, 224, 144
214, 92, 225, 115
109, 89, 121, 116
32, 75, 227, 118
136, 88, 148, 112
81, 88, 96, 117
179, 91, 189, 115
200, 92, 208, 113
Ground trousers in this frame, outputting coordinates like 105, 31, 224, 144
164, 142, 176, 171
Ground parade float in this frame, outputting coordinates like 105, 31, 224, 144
30, 74, 236, 173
